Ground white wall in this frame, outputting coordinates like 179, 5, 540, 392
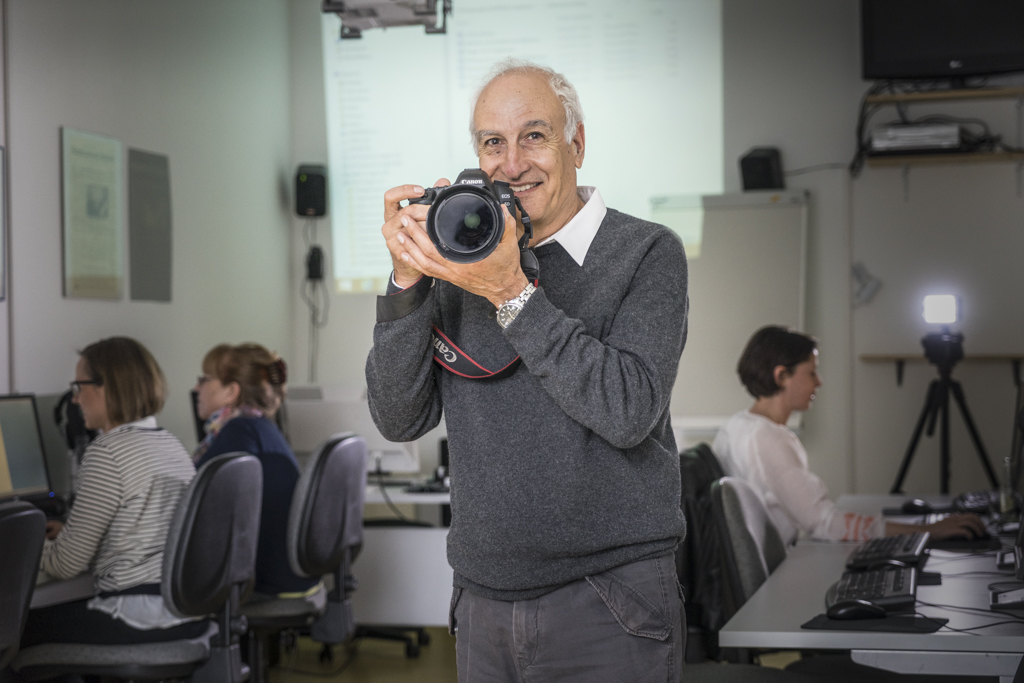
6, 0, 294, 448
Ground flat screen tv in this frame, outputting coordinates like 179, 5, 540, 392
862, 0, 1024, 80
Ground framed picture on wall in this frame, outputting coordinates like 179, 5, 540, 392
61, 127, 123, 299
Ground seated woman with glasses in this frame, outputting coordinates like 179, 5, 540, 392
22, 337, 204, 646
193, 343, 318, 597
713, 325, 986, 545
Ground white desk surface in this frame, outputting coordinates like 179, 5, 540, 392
364, 483, 450, 506
718, 540, 1024, 652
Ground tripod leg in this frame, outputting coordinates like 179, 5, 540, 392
940, 380, 950, 494
891, 380, 941, 494
950, 380, 1000, 489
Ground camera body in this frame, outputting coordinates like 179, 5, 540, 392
409, 168, 528, 264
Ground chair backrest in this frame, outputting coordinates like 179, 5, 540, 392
162, 452, 263, 618
0, 501, 46, 669
710, 476, 787, 612
676, 443, 729, 640
287, 433, 367, 578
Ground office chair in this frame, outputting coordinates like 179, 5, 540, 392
677, 443, 728, 662
242, 433, 367, 683
13, 452, 263, 683
710, 476, 787, 615
0, 501, 46, 670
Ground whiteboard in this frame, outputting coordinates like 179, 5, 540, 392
659, 191, 808, 429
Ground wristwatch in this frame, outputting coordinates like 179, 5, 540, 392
496, 282, 536, 329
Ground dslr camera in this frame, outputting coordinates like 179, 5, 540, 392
409, 168, 532, 264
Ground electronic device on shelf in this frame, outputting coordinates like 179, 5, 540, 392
846, 532, 930, 571
954, 489, 999, 514
826, 566, 918, 612
861, 0, 1024, 80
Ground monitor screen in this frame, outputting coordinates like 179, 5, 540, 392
1016, 516, 1024, 581
0, 395, 52, 500
862, 0, 1024, 80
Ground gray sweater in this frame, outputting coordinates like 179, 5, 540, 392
366, 207, 689, 601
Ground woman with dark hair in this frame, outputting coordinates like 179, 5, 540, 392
22, 337, 204, 646
193, 343, 318, 597
713, 325, 985, 545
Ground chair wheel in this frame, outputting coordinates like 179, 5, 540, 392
417, 630, 431, 646
319, 644, 333, 664
405, 641, 420, 658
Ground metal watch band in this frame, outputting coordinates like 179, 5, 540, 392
497, 282, 536, 329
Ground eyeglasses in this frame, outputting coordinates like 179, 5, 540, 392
70, 379, 102, 396
196, 375, 214, 386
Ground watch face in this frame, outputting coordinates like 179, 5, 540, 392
497, 302, 522, 328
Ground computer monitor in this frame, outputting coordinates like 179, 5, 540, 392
284, 385, 420, 475
0, 394, 53, 501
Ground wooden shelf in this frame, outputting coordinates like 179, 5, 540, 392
861, 354, 1024, 362
865, 87, 1024, 105
866, 151, 1024, 168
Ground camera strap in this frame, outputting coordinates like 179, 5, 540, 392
429, 195, 538, 380
432, 326, 522, 380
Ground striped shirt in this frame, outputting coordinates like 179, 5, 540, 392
40, 416, 196, 628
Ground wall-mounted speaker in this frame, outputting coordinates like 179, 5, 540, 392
740, 148, 784, 191
295, 164, 327, 217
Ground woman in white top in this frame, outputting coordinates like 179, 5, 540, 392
21, 337, 206, 646
713, 325, 985, 545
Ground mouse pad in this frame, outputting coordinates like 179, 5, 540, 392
927, 536, 1002, 552
801, 614, 948, 633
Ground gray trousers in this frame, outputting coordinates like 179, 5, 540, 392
449, 553, 685, 683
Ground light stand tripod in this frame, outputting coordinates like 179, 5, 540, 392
890, 330, 1000, 494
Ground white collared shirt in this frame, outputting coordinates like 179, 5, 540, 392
534, 186, 606, 266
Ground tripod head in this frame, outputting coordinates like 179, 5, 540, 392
921, 328, 964, 376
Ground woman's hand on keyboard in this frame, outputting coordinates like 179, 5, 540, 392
925, 512, 987, 540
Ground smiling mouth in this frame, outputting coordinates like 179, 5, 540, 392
510, 182, 540, 193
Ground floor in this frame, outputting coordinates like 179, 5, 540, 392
266, 631, 798, 683
268, 628, 458, 683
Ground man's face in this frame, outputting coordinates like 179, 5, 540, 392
473, 72, 584, 242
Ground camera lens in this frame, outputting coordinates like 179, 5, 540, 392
432, 192, 500, 259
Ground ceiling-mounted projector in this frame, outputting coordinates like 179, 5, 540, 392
322, 0, 451, 39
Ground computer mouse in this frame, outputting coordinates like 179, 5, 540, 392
901, 498, 933, 514
826, 599, 887, 620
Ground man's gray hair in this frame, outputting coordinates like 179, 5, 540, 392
469, 58, 585, 147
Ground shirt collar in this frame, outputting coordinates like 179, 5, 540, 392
535, 187, 606, 266
104, 415, 158, 435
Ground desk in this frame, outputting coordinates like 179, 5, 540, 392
719, 502, 1024, 681
355, 484, 453, 627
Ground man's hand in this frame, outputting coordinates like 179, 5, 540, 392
45, 520, 63, 540
925, 512, 987, 541
392, 194, 529, 308
382, 180, 446, 289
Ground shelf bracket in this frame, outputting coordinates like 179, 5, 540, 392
901, 165, 911, 202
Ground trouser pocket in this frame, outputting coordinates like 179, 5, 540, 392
585, 555, 675, 641
448, 586, 463, 636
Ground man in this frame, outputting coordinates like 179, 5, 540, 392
366, 58, 689, 682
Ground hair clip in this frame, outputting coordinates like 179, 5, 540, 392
267, 358, 288, 387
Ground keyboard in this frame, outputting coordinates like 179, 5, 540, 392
954, 489, 998, 514
404, 481, 449, 494
826, 566, 918, 612
846, 532, 930, 570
